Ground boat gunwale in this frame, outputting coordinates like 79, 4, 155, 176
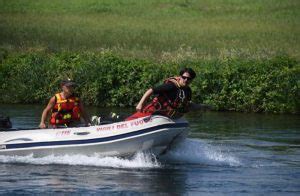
0, 116, 189, 151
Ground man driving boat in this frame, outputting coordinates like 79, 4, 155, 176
126, 68, 212, 121
39, 79, 90, 128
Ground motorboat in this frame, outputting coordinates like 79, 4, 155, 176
0, 115, 189, 157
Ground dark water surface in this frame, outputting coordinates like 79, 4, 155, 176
0, 104, 299, 195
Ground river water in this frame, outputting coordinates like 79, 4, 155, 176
0, 104, 299, 195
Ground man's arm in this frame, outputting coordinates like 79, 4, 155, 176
39, 96, 55, 128
136, 88, 153, 111
136, 83, 176, 111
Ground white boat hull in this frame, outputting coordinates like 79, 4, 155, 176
0, 115, 189, 157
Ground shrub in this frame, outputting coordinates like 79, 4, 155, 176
0, 52, 299, 113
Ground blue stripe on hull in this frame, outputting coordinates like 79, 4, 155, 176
4, 123, 188, 150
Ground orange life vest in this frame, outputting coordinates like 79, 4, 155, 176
50, 93, 81, 125
143, 77, 190, 118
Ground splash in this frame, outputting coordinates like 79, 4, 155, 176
0, 139, 241, 167
161, 138, 241, 166
0, 152, 161, 169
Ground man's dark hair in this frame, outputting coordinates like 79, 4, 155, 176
179, 68, 196, 79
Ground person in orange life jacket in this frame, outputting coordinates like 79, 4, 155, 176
39, 79, 90, 128
126, 68, 212, 121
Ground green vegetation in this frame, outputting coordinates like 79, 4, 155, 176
0, 52, 299, 113
0, 0, 299, 113
0, 0, 299, 61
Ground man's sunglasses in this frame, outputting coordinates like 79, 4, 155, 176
181, 76, 193, 81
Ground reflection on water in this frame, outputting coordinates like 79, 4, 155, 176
0, 104, 300, 194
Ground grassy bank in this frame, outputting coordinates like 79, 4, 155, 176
0, 0, 299, 113
0, 0, 299, 61
0, 52, 299, 113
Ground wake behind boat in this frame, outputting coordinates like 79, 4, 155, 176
0, 115, 189, 157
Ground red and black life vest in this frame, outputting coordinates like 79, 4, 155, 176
143, 77, 190, 118
50, 93, 81, 125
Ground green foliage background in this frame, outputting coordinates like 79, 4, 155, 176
0, 0, 299, 113
0, 52, 299, 113
0, 0, 299, 61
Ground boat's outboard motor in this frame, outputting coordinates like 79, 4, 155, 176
0, 115, 12, 131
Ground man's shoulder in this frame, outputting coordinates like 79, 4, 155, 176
161, 82, 178, 91
153, 82, 176, 93
183, 86, 192, 96
184, 86, 192, 91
